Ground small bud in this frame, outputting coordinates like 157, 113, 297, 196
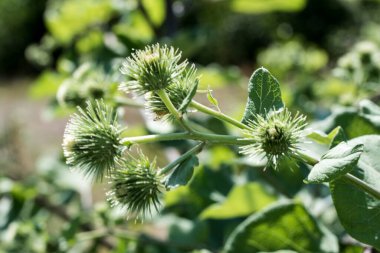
240, 108, 307, 169
63, 100, 124, 180
107, 152, 164, 219
120, 44, 187, 94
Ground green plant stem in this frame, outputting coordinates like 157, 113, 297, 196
190, 100, 251, 130
159, 142, 205, 175
121, 132, 251, 146
343, 173, 380, 200
156, 89, 192, 132
296, 151, 380, 200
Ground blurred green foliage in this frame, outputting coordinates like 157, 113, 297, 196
2, 0, 380, 252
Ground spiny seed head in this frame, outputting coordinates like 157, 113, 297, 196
240, 108, 307, 169
120, 44, 187, 94
145, 65, 199, 121
63, 100, 124, 181
107, 152, 164, 219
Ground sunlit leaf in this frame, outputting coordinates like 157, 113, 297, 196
241, 67, 283, 124
200, 183, 277, 219
224, 201, 339, 253
305, 142, 363, 184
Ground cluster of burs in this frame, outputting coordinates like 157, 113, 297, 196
62, 44, 306, 219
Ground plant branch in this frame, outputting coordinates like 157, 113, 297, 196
121, 132, 252, 146
296, 151, 380, 200
159, 142, 205, 175
156, 89, 193, 132
190, 100, 251, 130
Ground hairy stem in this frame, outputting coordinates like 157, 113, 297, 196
190, 100, 251, 130
159, 142, 205, 175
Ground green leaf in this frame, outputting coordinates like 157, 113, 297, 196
359, 99, 380, 128
241, 67, 283, 124
165, 155, 199, 189
200, 183, 277, 219
224, 201, 339, 253
178, 79, 199, 113
330, 135, 380, 250
305, 142, 363, 184
329, 127, 347, 148
231, 0, 306, 14
307, 126, 343, 145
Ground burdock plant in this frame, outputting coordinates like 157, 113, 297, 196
63, 100, 125, 181
240, 108, 307, 169
107, 151, 164, 218
62, 44, 380, 225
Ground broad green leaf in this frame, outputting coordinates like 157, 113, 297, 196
330, 135, 380, 250
307, 126, 343, 145
165, 155, 199, 189
224, 201, 339, 253
231, 0, 306, 14
241, 67, 283, 124
178, 80, 198, 113
305, 142, 363, 184
330, 127, 347, 148
200, 183, 277, 219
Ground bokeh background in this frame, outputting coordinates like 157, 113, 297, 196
1, 0, 380, 252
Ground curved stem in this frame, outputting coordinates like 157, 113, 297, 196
190, 100, 251, 130
296, 151, 380, 200
159, 142, 205, 175
156, 89, 192, 132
